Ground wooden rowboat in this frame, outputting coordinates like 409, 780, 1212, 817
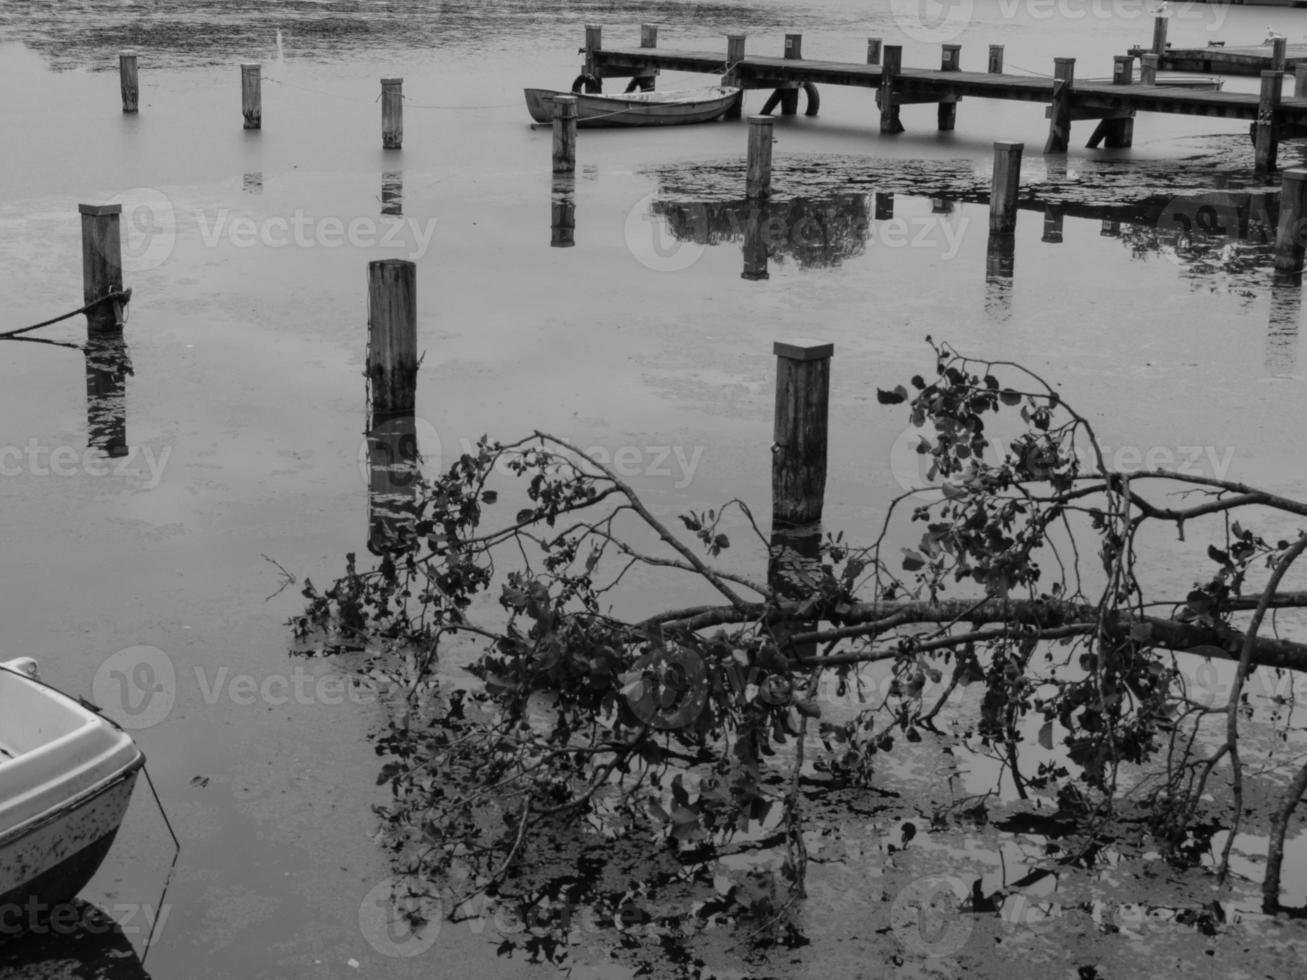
524, 86, 742, 127
0, 658, 144, 936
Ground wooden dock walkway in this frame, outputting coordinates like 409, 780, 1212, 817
1128, 41, 1307, 76
579, 24, 1307, 172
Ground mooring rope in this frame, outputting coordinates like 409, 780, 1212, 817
1, 290, 131, 343
139, 762, 182, 967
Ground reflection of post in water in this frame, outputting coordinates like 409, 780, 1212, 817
767, 523, 822, 661
242, 171, 262, 194
381, 171, 403, 216
742, 202, 769, 280
1041, 205, 1063, 244
1100, 219, 1120, 237
931, 197, 954, 214
550, 175, 575, 248
366, 260, 421, 555
84, 334, 131, 459
874, 191, 894, 221
985, 233, 1015, 322
1267, 272, 1301, 376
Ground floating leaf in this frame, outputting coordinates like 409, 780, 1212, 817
877, 385, 909, 405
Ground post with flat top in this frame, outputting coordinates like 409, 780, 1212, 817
79, 204, 126, 336
1141, 53, 1159, 85
867, 37, 882, 65
1295, 63, 1307, 98
1275, 169, 1307, 273
241, 63, 262, 130
990, 141, 1023, 235
746, 116, 773, 200
1256, 69, 1282, 175
1273, 36, 1288, 73
1044, 57, 1075, 153
1151, 15, 1168, 55
381, 78, 403, 149
939, 44, 961, 131
780, 34, 803, 115
1088, 56, 1134, 148
553, 95, 577, 173
723, 34, 746, 119
119, 52, 138, 113
635, 23, 658, 91
367, 260, 418, 422
880, 44, 904, 134
988, 44, 1004, 74
584, 24, 602, 80
772, 340, 833, 528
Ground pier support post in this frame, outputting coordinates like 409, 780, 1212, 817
79, 204, 126, 335
879, 45, 904, 134
723, 34, 746, 119
584, 24, 602, 81
381, 78, 403, 149
119, 52, 138, 113
85, 335, 130, 459
742, 204, 769, 281
1044, 57, 1075, 154
1255, 69, 1282, 175
1275, 169, 1307, 273
772, 340, 832, 528
1295, 64, 1307, 98
633, 23, 658, 92
1042, 206, 1064, 243
938, 43, 961, 131
867, 37, 882, 66
241, 63, 262, 130
1151, 15, 1168, 56
989, 141, 1023, 235
1140, 53, 1158, 85
988, 44, 1004, 74
778, 33, 803, 115
1087, 56, 1134, 148
746, 116, 773, 200
367, 259, 418, 422
1273, 36, 1288, 74
552, 95, 577, 173
551, 176, 576, 248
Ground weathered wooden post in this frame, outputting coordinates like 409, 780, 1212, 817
366, 414, 420, 556
241, 63, 262, 130
79, 204, 126, 335
880, 44, 904, 134
1275, 168, 1307, 272
381, 78, 403, 149
780, 33, 803, 115
1088, 56, 1135, 148
723, 34, 746, 119
381, 171, 403, 216
552, 95, 577, 173
1256, 69, 1283, 174
1140, 53, 1159, 85
989, 141, 1023, 235
1295, 63, 1307, 98
1151, 15, 1168, 56
584, 24, 602, 81
367, 259, 418, 421
119, 52, 139, 113
85, 336, 130, 459
986, 231, 1015, 281
867, 37, 882, 66
1044, 57, 1075, 153
635, 23, 659, 91
772, 340, 833, 528
939, 43, 961, 131
1273, 36, 1288, 73
746, 116, 773, 200
742, 204, 769, 281
551, 176, 576, 248
1042, 205, 1064, 243
988, 44, 1004, 74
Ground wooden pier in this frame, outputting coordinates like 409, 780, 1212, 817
582, 26, 1307, 170
1129, 41, 1307, 76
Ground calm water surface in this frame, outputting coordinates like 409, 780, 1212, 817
3, 1, 1307, 977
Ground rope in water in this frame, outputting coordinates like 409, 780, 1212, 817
139, 763, 182, 967
1, 290, 131, 345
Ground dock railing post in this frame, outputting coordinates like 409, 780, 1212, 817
1088, 55, 1135, 148
552, 95, 577, 173
1151, 15, 1168, 56
723, 34, 746, 119
636, 23, 658, 91
867, 37, 882, 66
1273, 36, 1288, 73
780, 33, 802, 114
746, 116, 773, 200
584, 24, 602, 80
1044, 57, 1075, 153
1140, 53, 1159, 85
989, 141, 1023, 235
988, 44, 1004, 74
1275, 169, 1307, 273
772, 340, 833, 528
367, 259, 418, 422
880, 44, 904, 134
241, 63, 262, 130
939, 43, 961, 130
119, 52, 138, 113
79, 204, 126, 336
381, 78, 403, 149
1295, 63, 1307, 98
1256, 69, 1283, 175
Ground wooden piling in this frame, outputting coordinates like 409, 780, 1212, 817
1151, 15, 1168, 55
1140, 53, 1159, 85
551, 176, 576, 248
1042, 206, 1064, 243
119, 52, 138, 113
1275, 169, 1307, 273
79, 204, 125, 336
635, 23, 659, 90
1273, 36, 1288, 73
584, 24, 602, 79
1044, 57, 1075, 154
867, 37, 882, 66
1256, 70, 1282, 174
779, 34, 803, 115
84, 335, 130, 459
1296, 64, 1307, 98
381, 78, 403, 149
742, 204, 769, 281
723, 34, 746, 119
366, 259, 418, 421
988, 44, 1004, 74
772, 340, 833, 528
880, 45, 904, 135
785, 33, 803, 60
989, 141, 1023, 235
746, 116, 773, 200
1087, 56, 1135, 148
552, 95, 578, 173
241, 63, 261, 130
986, 232, 1015, 281
938, 44, 961, 131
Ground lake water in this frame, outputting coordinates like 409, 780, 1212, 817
3, 1, 1307, 977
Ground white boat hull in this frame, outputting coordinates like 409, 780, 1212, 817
524, 86, 741, 127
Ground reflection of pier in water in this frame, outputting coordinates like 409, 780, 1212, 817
85, 334, 131, 458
